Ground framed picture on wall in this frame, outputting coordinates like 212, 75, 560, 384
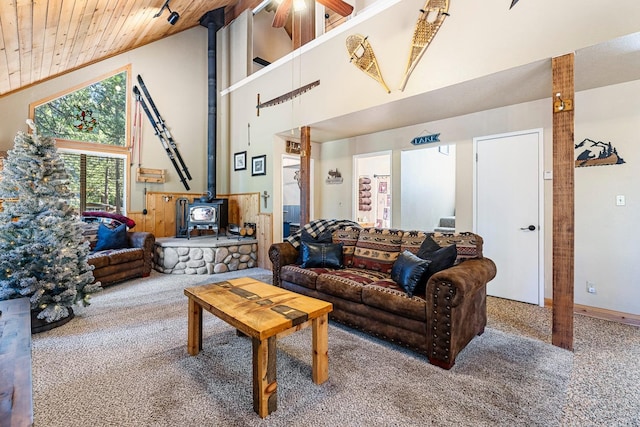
252, 155, 266, 176
234, 151, 247, 171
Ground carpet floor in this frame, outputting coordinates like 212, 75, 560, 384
30, 269, 640, 426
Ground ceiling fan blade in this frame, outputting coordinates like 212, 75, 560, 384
272, 0, 293, 28
317, 0, 354, 17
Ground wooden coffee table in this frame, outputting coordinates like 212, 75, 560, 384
184, 277, 333, 418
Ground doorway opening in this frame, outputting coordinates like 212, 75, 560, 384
282, 155, 301, 238
353, 151, 392, 228
400, 145, 456, 231
282, 154, 314, 238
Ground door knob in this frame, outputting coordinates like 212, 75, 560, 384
520, 225, 536, 231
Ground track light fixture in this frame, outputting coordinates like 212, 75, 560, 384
154, 0, 180, 25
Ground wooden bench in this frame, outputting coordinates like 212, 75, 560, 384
0, 298, 33, 427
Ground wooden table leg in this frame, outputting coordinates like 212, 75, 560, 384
187, 298, 203, 355
252, 336, 277, 418
312, 313, 329, 384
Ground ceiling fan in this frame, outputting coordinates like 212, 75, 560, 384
272, 0, 354, 28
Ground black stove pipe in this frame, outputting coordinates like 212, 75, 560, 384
199, 8, 225, 201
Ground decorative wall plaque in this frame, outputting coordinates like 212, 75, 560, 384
575, 138, 626, 167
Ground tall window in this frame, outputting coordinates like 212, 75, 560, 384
60, 153, 124, 212
31, 66, 130, 214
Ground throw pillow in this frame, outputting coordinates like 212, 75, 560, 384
297, 228, 334, 264
300, 241, 344, 269
82, 211, 136, 229
391, 250, 432, 298
416, 235, 442, 258
93, 222, 128, 252
419, 243, 457, 279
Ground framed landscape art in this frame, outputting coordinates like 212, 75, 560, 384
234, 151, 246, 171
252, 155, 266, 176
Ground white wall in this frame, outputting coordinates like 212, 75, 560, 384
0, 29, 209, 212
283, 164, 300, 206
574, 80, 640, 314
252, 10, 293, 71
401, 145, 456, 231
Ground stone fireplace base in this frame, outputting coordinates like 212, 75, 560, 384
153, 236, 258, 275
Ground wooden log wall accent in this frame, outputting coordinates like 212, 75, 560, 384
128, 192, 261, 238
551, 53, 575, 351
257, 213, 273, 270
300, 126, 311, 225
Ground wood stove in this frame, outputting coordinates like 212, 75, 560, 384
176, 197, 228, 239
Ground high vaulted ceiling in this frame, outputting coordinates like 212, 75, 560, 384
0, 0, 265, 98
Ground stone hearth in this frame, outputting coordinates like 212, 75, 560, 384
153, 236, 258, 275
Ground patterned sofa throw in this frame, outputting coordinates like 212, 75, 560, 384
332, 226, 361, 267
431, 231, 480, 264
285, 218, 361, 248
351, 228, 403, 273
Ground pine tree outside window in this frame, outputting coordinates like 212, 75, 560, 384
30, 66, 130, 214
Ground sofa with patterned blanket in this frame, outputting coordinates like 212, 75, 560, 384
81, 213, 155, 287
269, 220, 497, 369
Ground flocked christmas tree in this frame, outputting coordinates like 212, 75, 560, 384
0, 120, 101, 324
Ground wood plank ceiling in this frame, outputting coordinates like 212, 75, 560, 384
0, 0, 263, 98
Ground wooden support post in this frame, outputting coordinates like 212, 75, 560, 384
551, 54, 575, 351
300, 126, 311, 225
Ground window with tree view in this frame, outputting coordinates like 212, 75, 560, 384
32, 68, 129, 214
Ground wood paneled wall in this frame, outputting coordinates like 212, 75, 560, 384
257, 213, 273, 270
128, 192, 262, 238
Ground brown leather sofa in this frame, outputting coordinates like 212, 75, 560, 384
81, 215, 155, 287
269, 226, 496, 369
88, 231, 155, 286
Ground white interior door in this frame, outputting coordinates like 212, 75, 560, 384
474, 129, 543, 305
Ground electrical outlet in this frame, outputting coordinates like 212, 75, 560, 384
587, 281, 596, 294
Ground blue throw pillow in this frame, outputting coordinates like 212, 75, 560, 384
300, 241, 344, 269
391, 250, 431, 297
93, 222, 128, 252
